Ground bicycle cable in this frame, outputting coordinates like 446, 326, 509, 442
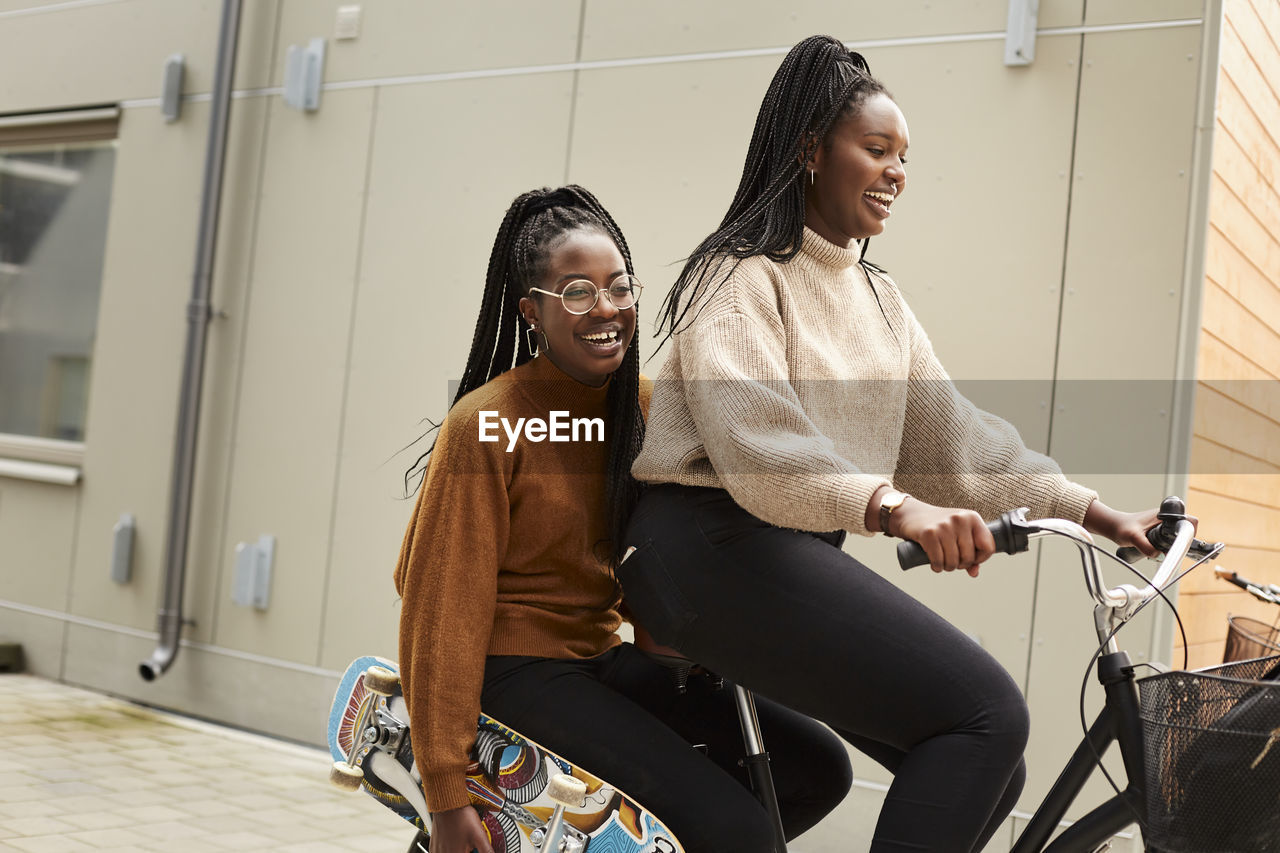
1047, 533, 1223, 822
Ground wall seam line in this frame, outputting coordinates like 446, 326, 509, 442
0, 598, 343, 678
313, 85, 382, 669
206, 0, 285, 648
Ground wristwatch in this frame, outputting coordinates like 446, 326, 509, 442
879, 490, 911, 536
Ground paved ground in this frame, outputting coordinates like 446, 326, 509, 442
0, 674, 413, 852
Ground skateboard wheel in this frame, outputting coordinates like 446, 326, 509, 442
363, 665, 399, 696
546, 773, 586, 808
329, 760, 364, 791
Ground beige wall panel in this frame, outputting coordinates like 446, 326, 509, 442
1048, 26, 1201, 509
214, 89, 375, 664
579, 0, 1013, 60
0, 610, 65, 677
869, 36, 1079, 386
0, 0, 100, 10
60, 623, 340, 744
1086, 0, 1205, 26
571, 37, 1080, 453
67, 104, 208, 632
0, 0, 278, 112
63, 98, 267, 649
0, 481, 78, 609
319, 74, 575, 669
184, 96, 273, 647
1054, 27, 1200, 380
567, 54, 771, 352
1040, 0, 1089, 27
272, 0, 580, 86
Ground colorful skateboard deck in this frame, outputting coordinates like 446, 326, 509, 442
327, 656, 684, 852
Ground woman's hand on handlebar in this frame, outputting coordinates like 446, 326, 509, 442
889, 498, 996, 578
430, 804, 494, 853
1083, 500, 1197, 558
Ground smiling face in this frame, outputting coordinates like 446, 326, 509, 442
518, 228, 636, 387
804, 93, 910, 247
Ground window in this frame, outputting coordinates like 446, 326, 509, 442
0, 108, 118, 449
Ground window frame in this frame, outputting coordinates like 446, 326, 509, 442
0, 106, 120, 483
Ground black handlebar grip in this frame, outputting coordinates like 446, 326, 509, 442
897, 511, 1031, 570
1115, 496, 1219, 562
1116, 535, 1219, 564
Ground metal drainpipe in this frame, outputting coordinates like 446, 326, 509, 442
140, 0, 244, 681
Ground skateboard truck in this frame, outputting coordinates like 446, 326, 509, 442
532, 774, 589, 852
363, 705, 408, 753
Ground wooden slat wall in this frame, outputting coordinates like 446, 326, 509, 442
1181, 0, 1280, 669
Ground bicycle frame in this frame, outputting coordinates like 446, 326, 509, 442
1012, 651, 1147, 852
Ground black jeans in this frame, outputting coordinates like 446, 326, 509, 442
478, 644, 852, 853
620, 485, 1030, 853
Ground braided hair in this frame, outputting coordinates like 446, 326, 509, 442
405, 185, 645, 566
656, 35, 891, 343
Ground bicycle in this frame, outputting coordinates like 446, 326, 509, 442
1215, 566, 1280, 663
896, 497, 1280, 852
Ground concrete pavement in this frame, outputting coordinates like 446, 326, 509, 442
0, 674, 412, 852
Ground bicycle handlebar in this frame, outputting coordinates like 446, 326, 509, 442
1215, 566, 1280, 604
896, 498, 1223, 629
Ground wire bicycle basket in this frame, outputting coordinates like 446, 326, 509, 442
1223, 615, 1280, 664
1138, 655, 1280, 852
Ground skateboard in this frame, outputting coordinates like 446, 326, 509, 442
327, 656, 685, 852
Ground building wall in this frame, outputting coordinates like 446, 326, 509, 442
0, 2, 1218, 849
1181, 0, 1280, 670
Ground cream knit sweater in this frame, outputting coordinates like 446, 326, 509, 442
632, 227, 1097, 534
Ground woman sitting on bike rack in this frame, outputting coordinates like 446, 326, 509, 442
393, 186, 853, 853
621, 35, 1169, 853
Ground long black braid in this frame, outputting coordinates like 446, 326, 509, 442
655, 35, 892, 344
405, 185, 645, 566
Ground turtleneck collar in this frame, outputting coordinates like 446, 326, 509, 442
520, 352, 612, 408
798, 226, 863, 272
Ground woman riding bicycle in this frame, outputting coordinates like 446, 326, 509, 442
620, 36, 1167, 852
393, 186, 852, 853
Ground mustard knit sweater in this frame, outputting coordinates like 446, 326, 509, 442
394, 354, 647, 812
632, 227, 1097, 532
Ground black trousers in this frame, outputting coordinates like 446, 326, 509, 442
477, 644, 853, 853
619, 485, 1030, 853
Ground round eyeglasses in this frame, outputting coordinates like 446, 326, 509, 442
529, 275, 643, 315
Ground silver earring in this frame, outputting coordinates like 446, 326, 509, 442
809, 169, 815, 186
525, 325, 549, 356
